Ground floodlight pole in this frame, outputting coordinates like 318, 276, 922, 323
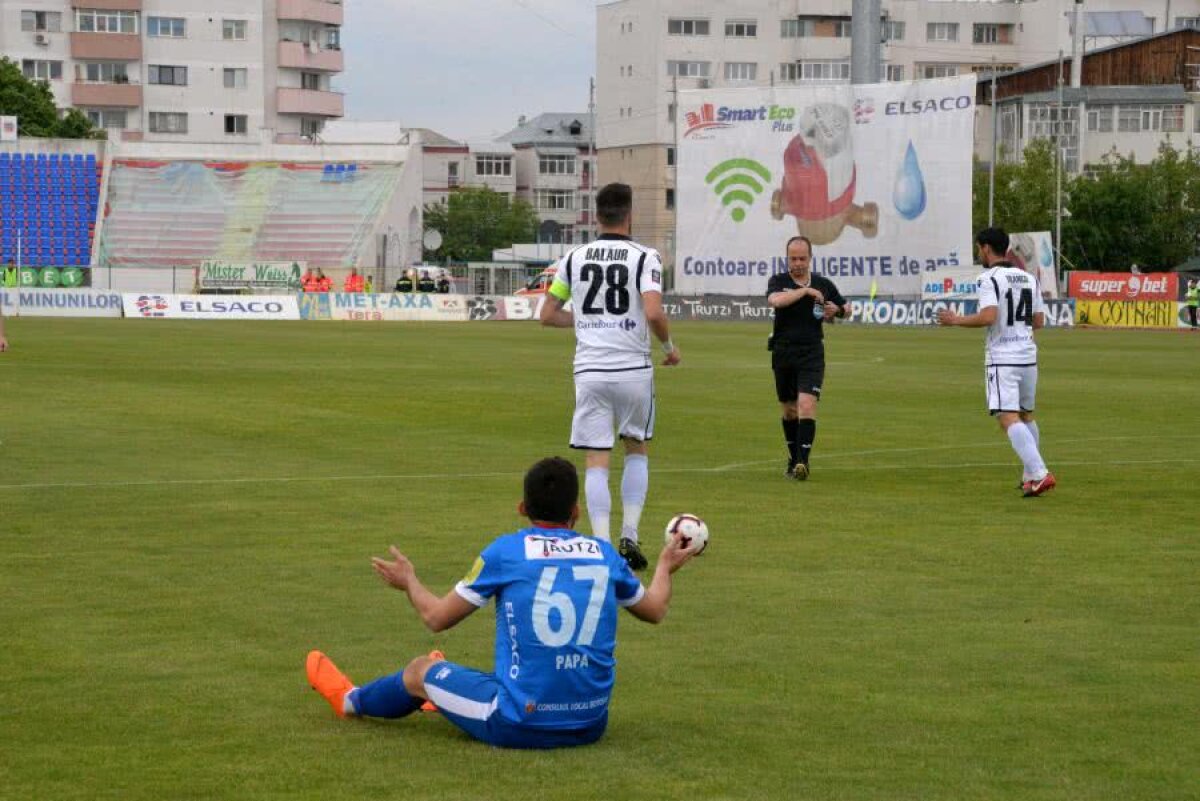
988, 57, 998, 226
1055, 51, 1064, 280
850, 0, 883, 84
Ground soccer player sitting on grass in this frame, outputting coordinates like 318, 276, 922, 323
306, 456, 695, 749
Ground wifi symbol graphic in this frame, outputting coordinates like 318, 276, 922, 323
705, 159, 772, 223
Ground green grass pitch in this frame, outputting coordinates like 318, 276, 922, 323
2, 318, 1196, 801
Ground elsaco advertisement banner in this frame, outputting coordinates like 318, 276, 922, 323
1068, 272, 1177, 301
676, 76, 976, 297
122, 294, 300, 320
196, 261, 304, 293
1075, 299, 1177, 328
1, 288, 122, 317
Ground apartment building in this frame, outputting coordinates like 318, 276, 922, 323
2, 0, 344, 143
497, 112, 597, 244
597, 0, 1200, 263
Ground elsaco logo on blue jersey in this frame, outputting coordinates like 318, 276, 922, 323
524, 536, 604, 561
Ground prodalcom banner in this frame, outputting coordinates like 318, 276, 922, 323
1068, 272, 1178, 301
848, 298, 1075, 327
1075, 299, 1177, 328
675, 75, 976, 297
122, 293, 300, 320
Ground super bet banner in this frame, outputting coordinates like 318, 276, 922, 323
675, 76, 976, 296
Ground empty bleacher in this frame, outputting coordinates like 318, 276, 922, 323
0, 152, 100, 266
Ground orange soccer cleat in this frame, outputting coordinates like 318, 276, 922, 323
306, 650, 355, 718
420, 650, 446, 712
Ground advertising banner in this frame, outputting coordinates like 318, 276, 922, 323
1, 287, 122, 317
921, 269, 979, 300
1068, 272, 1177, 301
325, 293, 469, 322
122, 293, 299, 320
675, 76, 976, 297
1007, 231, 1060, 298
15, 266, 90, 288
461, 295, 549, 321
0, 116, 16, 142
1075, 299, 1176, 328
195, 261, 304, 293
846, 298, 1075, 327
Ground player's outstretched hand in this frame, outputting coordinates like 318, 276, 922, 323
936, 308, 958, 326
662, 346, 681, 366
658, 533, 695, 574
372, 546, 416, 591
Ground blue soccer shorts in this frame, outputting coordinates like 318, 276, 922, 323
423, 661, 608, 750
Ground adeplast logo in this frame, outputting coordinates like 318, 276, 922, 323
684, 104, 735, 138
135, 295, 169, 317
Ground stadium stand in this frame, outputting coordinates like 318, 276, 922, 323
98, 159, 402, 268
0, 151, 101, 266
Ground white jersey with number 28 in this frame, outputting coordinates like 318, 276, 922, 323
976, 264, 1045, 365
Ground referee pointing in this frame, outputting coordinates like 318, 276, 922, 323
766, 236, 849, 480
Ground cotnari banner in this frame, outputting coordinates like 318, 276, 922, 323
196, 261, 304, 293
1068, 272, 1177, 301
122, 293, 300, 320
676, 76, 976, 297
1075, 299, 1177, 328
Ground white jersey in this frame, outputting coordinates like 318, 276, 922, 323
976, 263, 1045, 365
550, 235, 664, 380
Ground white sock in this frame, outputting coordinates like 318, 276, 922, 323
1022, 421, 1040, 481
344, 688, 359, 716
585, 467, 611, 542
620, 454, 648, 543
1007, 422, 1047, 481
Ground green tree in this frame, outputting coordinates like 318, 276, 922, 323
0, 57, 100, 139
974, 139, 1059, 237
423, 187, 538, 262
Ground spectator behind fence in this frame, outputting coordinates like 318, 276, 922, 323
317, 269, 333, 293
437, 272, 451, 294
2, 264, 16, 288
344, 268, 365, 293
302, 268, 320, 293
366, 275, 375, 294
418, 271, 436, 293
1187, 279, 1198, 330
394, 271, 414, 293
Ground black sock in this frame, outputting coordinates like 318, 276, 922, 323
797, 419, 816, 465
782, 418, 799, 464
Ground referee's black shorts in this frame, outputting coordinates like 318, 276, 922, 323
771, 347, 824, 403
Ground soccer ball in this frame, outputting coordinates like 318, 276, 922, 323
664, 513, 709, 555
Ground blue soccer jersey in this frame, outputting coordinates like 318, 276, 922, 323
454, 526, 645, 729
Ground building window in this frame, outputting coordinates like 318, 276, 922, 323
883, 20, 905, 41
926, 22, 959, 42
149, 112, 188, 134
781, 60, 850, 83
475, 155, 512, 176
82, 62, 127, 83
886, 64, 904, 82
538, 154, 576, 175
224, 114, 247, 135
1162, 105, 1185, 132
222, 19, 246, 40
665, 188, 675, 209
724, 62, 758, 81
725, 20, 757, 38
536, 190, 574, 211
325, 26, 340, 49
666, 146, 675, 166
85, 109, 126, 129
223, 68, 247, 89
1087, 106, 1114, 133
1029, 104, 1077, 140
300, 118, 323, 137
972, 64, 1017, 75
148, 65, 188, 86
301, 72, 321, 90
973, 23, 1012, 44
781, 18, 813, 38
667, 103, 676, 123
1177, 17, 1200, 29
920, 64, 959, 79
21, 10, 62, 32
667, 18, 710, 36
76, 9, 138, 34
21, 60, 62, 81
833, 20, 853, 38
147, 16, 185, 38
667, 61, 710, 78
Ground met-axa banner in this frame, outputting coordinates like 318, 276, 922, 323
676, 76, 976, 297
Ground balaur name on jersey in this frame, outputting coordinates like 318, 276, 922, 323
977, 264, 1046, 365
550, 235, 663, 379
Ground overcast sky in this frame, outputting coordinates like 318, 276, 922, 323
339, 0, 598, 142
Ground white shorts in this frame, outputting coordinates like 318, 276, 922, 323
571, 374, 655, 450
986, 364, 1037, 415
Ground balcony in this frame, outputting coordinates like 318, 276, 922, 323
277, 87, 344, 117
72, 81, 142, 107
278, 40, 344, 72
277, 0, 343, 26
70, 32, 141, 60
71, 0, 141, 8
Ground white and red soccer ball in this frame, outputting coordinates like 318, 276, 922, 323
664, 514, 709, 555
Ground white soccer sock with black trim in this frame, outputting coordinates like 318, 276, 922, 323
585, 467, 612, 542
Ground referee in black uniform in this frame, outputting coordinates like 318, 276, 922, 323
766, 235, 849, 480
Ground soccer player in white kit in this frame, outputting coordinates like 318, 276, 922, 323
938, 227, 1056, 497
540, 183, 681, 569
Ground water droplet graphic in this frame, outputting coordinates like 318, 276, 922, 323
893, 142, 927, 221
1039, 237, 1053, 267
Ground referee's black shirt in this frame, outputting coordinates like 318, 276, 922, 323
766, 272, 847, 351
